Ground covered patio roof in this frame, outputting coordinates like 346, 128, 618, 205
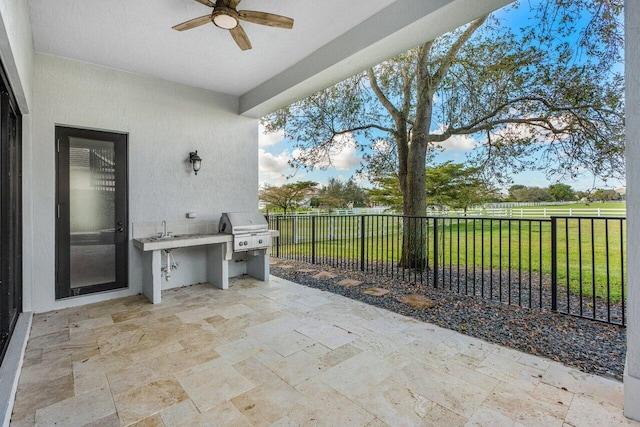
11, 276, 631, 425
25, 0, 513, 117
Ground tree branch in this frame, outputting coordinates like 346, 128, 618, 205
431, 15, 488, 89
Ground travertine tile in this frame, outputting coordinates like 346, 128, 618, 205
231, 376, 310, 426
159, 400, 199, 426
34, 384, 115, 426
542, 361, 624, 409
465, 407, 519, 427
113, 378, 189, 426
481, 382, 568, 426
319, 343, 363, 367
291, 378, 378, 426
475, 353, 545, 394
11, 374, 74, 420
394, 361, 491, 419
129, 413, 164, 427
263, 330, 316, 357
295, 319, 358, 349
267, 350, 329, 386
10, 276, 631, 426
176, 401, 253, 427
565, 395, 638, 426
317, 350, 396, 400
27, 330, 70, 350
233, 357, 281, 387
176, 358, 254, 412
355, 377, 466, 426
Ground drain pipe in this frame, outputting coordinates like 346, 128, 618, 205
162, 249, 179, 281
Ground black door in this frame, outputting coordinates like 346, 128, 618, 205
0, 65, 22, 361
56, 127, 128, 299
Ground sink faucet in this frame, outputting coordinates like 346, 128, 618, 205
160, 220, 170, 238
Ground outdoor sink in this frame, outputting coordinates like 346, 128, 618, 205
149, 234, 180, 241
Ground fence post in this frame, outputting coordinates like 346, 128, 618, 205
293, 216, 298, 244
550, 216, 558, 312
276, 216, 280, 258
311, 216, 316, 265
433, 218, 439, 289
360, 215, 366, 271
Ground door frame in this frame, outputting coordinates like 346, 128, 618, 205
0, 61, 21, 361
55, 126, 128, 299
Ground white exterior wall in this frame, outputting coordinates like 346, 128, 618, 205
29, 54, 258, 313
0, 0, 33, 111
625, 0, 640, 420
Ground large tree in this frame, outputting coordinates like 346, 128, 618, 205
264, 0, 623, 266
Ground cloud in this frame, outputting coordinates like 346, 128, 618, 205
259, 123, 285, 148
292, 133, 360, 171
259, 148, 292, 186
432, 124, 476, 151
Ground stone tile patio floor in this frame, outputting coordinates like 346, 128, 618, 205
10, 275, 638, 426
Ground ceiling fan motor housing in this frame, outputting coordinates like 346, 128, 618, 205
211, 6, 239, 29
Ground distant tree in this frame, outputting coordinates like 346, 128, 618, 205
508, 185, 527, 201
548, 183, 576, 201
425, 162, 492, 212
318, 177, 369, 210
369, 175, 403, 212
510, 186, 553, 202
259, 181, 318, 215
575, 190, 592, 201
370, 163, 492, 213
592, 189, 620, 202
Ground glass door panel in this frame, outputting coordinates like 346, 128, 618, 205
69, 138, 116, 288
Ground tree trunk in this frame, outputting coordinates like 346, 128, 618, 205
399, 59, 432, 268
400, 131, 429, 269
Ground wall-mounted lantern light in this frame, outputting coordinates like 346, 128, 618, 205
189, 151, 202, 175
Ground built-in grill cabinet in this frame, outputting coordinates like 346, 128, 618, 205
218, 212, 272, 252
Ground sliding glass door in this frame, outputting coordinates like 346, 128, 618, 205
0, 65, 22, 361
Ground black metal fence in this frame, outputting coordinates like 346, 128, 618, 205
267, 214, 626, 326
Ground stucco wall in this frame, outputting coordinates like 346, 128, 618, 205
625, 0, 640, 420
0, 0, 34, 111
30, 54, 258, 312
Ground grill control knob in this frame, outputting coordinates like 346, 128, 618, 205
244, 241, 248, 245
239, 241, 244, 246
259, 239, 263, 244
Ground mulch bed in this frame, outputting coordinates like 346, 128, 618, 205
270, 258, 626, 381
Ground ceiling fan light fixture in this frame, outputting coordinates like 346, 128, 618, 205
212, 8, 239, 29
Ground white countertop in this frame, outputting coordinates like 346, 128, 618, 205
133, 233, 232, 251
133, 230, 279, 252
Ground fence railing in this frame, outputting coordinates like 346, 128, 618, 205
267, 214, 626, 326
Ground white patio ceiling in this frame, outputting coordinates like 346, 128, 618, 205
28, 0, 513, 117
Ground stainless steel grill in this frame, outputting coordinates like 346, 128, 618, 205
218, 212, 271, 252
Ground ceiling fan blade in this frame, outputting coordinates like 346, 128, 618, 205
238, 10, 294, 29
230, 24, 252, 50
172, 15, 212, 31
194, 0, 215, 7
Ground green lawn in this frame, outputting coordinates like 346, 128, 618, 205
270, 215, 626, 303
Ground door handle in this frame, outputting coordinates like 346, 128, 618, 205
117, 228, 124, 233
117, 221, 123, 226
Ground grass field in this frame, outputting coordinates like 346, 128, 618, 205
270, 214, 626, 303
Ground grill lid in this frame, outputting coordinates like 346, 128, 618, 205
219, 212, 269, 235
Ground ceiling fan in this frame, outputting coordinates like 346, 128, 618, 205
172, 0, 294, 51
